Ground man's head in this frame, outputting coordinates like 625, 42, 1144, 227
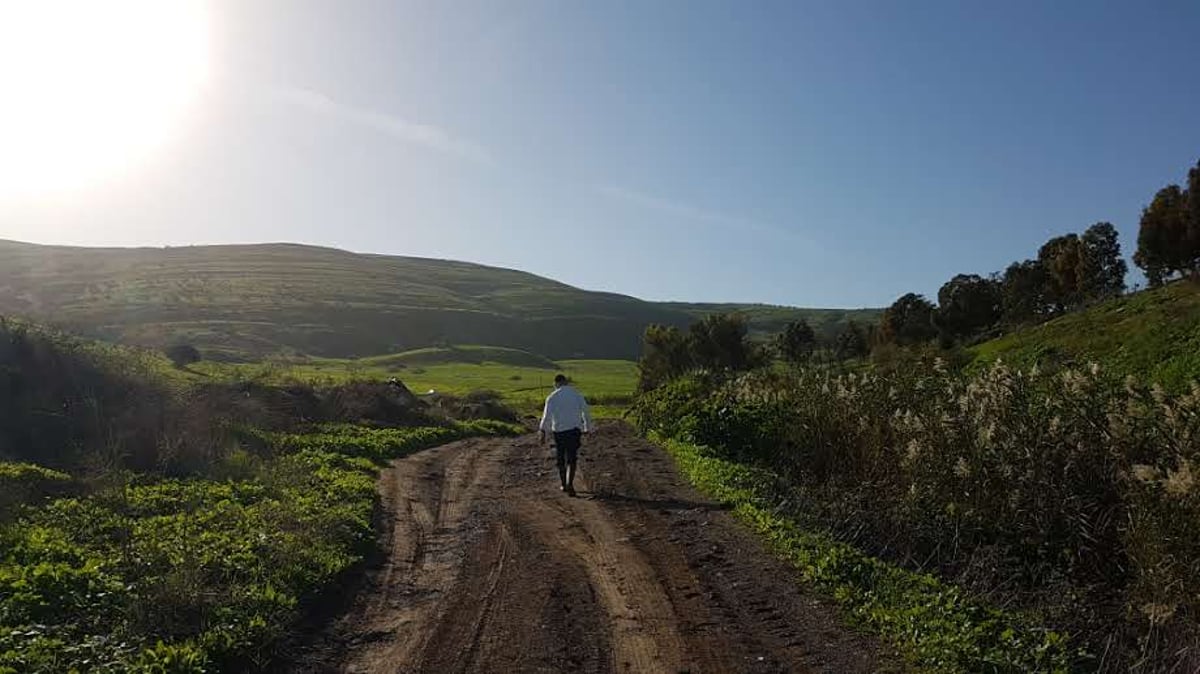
554, 373, 568, 388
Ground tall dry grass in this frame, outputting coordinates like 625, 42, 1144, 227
635, 360, 1200, 671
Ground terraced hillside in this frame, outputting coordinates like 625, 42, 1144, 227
0, 239, 877, 360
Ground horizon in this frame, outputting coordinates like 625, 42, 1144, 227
2, 1, 1198, 307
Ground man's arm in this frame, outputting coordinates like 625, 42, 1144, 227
580, 391, 593, 433
538, 396, 552, 444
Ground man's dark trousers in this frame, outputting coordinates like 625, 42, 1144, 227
553, 428, 582, 488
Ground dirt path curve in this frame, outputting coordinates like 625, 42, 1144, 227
290, 421, 901, 674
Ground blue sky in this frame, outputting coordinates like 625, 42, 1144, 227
2, 0, 1198, 308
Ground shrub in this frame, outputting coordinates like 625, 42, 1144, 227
657, 434, 1072, 672
0, 463, 73, 521
164, 345, 202, 369
0, 319, 186, 472
635, 361, 1200, 671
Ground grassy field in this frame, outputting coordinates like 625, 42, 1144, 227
970, 280, 1200, 389
0, 239, 877, 361
192, 348, 639, 417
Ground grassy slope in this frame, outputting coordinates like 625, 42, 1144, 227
661, 302, 882, 342
0, 239, 876, 361
970, 281, 1200, 389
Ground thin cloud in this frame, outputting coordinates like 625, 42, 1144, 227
278, 88, 492, 165
594, 184, 795, 239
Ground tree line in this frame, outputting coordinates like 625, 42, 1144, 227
876, 220, 1127, 349
638, 157, 1199, 385
874, 157, 1199, 350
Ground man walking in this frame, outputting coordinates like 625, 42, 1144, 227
539, 374, 592, 496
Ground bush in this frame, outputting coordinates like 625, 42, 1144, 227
0, 319, 186, 472
0, 463, 73, 521
164, 345, 201, 369
635, 361, 1200, 671
657, 434, 1072, 672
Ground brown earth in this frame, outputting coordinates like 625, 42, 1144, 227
289, 421, 903, 674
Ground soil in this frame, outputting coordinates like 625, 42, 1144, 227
288, 421, 903, 674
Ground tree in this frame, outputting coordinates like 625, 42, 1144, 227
879, 293, 937, 346
687, 313, 761, 372
1134, 184, 1191, 285
636, 325, 691, 391
1080, 222, 1127, 300
834, 320, 869, 360
165, 344, 201, 368
775, 319, 816, 364
999, 259, 1050, 324
638, 314, 765, 390
935, 274, 1001, 342
1038, 234, 1088, 311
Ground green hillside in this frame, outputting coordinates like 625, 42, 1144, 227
970, 280, 1200, 389
0, 239, 877, 361
661, 302, 882, 341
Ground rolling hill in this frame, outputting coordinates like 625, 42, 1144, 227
0, 240, 879, 360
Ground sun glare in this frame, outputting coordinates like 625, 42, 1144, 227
0, 0, 211, 198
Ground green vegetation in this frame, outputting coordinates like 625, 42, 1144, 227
0, 315, 522, 672
872, 159, 1200, 357
637, 313, 766, 391
0, 240, 876, 361
253, 421, 520, 462
0, 463, 73, 522
1133, 159, 1200, 286
654, 434, 1071, 672
970, 281, 1200, 390
876, 221, 1129, 353
0, 316, 190, 472
634, 360, 1200, 671
660, 302, 881, 343
0, 423, 515, 673
192, 354, 639, 415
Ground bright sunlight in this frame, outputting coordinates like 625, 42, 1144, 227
0, 0, 211, 198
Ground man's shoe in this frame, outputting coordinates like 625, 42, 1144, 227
566, 485, 577, 497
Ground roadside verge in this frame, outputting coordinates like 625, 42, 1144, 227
651, 432, 1075, 673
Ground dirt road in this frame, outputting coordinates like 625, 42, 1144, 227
292, 421, 898, 674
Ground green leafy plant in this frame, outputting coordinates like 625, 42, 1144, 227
0, 422, 514, 672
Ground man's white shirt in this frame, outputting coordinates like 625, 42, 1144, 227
539, 385, 592, 433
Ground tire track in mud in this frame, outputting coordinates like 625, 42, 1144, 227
291, 423, 901, 674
